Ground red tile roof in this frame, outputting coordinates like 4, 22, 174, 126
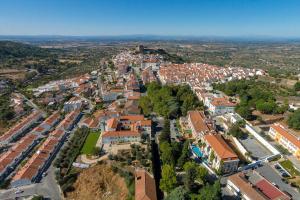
255, 179, 290, 200
102, 131, 140, 138
135, 169, 157, 200
228, 173, 266, 200
204, 134, 238, 160
271, 123, 300, 149
188, 111, 210, 133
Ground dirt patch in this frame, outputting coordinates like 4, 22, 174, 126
66, 164, 129, 200
0, 68, 27, 80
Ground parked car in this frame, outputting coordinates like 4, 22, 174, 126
15, 189, 23, 194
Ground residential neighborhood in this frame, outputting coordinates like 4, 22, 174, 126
1, 44, 300, 200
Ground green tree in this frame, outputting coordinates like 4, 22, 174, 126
177, 140, 190, 169
139, 96, 153, 116
184, 166, 198, 191
294, 82, 300, 91
160, 164, 177, 193
288, 110, 300, 130
228, 124, 246, 138
165, 186, 189, 200
159, 119, 171, 142
193, 181, 221, 200
160, 142, 175, 166
235, 106, 252, 120
256, 100, 277, 114
183, 161, 209, 184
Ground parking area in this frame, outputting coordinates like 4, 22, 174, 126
239, 135, 272, 159
255, 163, 300, 199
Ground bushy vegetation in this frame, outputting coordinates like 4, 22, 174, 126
294, 82, 300, 91
139, 82, 202, 118
0, 94, 15, 125
214, 79, 288, 120
288, 110, 300, 130
228, 123, 247, 139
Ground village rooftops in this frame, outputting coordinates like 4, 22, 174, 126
204, 134, 238, 160
0, 134, 38, 174
0, 110, 43, 143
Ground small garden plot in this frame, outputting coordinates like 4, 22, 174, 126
280, 160, 300, 177
80, 131, 101, 155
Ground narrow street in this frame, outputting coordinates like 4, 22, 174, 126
151, 116, 164, 200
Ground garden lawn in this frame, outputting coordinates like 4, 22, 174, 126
80, 131, 101, 155
280, 160, 300, 177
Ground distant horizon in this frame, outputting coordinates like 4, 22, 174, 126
1, 34, 300, 43
1, 0, 300, 37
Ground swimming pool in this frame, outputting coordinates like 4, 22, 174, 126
191, 145, 203, 158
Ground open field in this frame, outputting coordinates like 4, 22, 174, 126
80, 131, 101, 155
66, 164, 128, 200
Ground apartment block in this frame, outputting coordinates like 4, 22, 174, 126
269, 123, 300, 159
202, 134, 239, 173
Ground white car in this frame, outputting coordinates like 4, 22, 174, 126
14, 189, 23, 194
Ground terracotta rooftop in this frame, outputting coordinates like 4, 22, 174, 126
255, 179, 290, 200
271, 123, 300, 149
204, 134, 238, 160
210, 97, 236, 107
102, 131, 140, 138
188, 111, 210, 133
135, 169, 157, 200
228, 173, 266, 200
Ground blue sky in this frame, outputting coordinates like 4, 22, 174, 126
0, 0, 299, 37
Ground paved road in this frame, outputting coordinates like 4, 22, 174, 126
0, 166, 62, 200
19, 92, 40, 111
256, 163, 300, 200
151, 115, 164, 200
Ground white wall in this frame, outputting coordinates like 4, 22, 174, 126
245, 123, 280, 156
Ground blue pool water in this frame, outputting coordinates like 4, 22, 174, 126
191, 145, 203, 158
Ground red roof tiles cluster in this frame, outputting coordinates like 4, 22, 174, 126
158, 63, 258, 88
12, 137, 59, 181
0, 134, 38, 174
0, 110, 43, 143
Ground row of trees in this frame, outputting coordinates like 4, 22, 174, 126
214, 79, 288, 120
54, 127, 89, 193
139, 82, 202, 119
